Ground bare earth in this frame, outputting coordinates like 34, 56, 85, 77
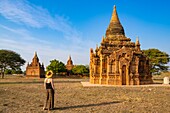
0, 76, 170, 113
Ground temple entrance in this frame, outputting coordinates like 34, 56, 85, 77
31, 70, 35, 75
122, 65, 126, 85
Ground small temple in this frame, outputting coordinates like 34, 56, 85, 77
26, 52, 45, 78
89, 6, 153, 85
66, 55, 74, 75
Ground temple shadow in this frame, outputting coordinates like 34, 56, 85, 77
53, 101, 122, 110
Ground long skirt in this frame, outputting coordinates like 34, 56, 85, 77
44, 89, 54, 109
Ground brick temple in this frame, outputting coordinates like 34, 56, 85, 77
66, 55, 74, 71
66, 55, 74, 75
26, 52, 45, 78
90, 6, 153, 85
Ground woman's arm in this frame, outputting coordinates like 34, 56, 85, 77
51, 79, 55, 90
44, 78, 47, 89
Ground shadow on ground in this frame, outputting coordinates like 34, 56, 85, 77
53, 101, 122, 110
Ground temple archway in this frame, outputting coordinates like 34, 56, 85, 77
122, 65, 126, 85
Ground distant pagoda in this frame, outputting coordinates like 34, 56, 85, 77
90, 6, 153, 85
66, 55, 74, 75
26, 52, 45, 78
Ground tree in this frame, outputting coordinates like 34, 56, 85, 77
72, 65, 89, 75
46, 59, 66, 75
11, 67, 23, 74
5, 67, 23, 75
4, 69, 12, 75
0, 50, 25, 78
143, 48, 170, 74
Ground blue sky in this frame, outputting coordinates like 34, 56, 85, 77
0, 0, 170, 70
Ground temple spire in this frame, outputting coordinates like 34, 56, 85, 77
68, 55, 71, 60
110, 5, 120, 23
33, 51, 39, 63
66, 55, 73, 68
135, 37, 141, 51
96, 44, 98, 50
106, 5, 125, 36
135, 37, 140, 46
34, 51, 37, 57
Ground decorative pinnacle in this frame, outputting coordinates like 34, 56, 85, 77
136, 37, 140, 46
110, 5, 120, 23
68, 55, 71, 60
34, 51, 37, 57
96, 44, 98, 50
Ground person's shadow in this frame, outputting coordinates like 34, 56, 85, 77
53, 101, 122, 110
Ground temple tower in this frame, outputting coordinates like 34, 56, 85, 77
66, 55, 74, 75
90, 6, 153, 85
26, 52, 45, 78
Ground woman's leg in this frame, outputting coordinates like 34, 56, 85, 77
51, 89, 54, 109
43, 90, 49, 110
48, 89, 52, 110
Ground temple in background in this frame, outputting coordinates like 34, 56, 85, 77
66, 55, 74, 75
90, 6, 153, 85
26, 52, 45, 78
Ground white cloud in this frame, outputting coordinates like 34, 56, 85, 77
0, 0, 96, 70
0, 0, 79, 40
0, 24, 53, 46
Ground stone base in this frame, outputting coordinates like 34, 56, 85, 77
26, 75, 45, 78
100, 78, 107, 84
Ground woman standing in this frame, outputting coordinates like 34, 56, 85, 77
43, 70, 55, 110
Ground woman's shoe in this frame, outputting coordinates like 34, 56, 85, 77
50, 108, 54, 110
43, 107, 47, 110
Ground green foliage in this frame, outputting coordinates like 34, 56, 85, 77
72, 65, 89, 75
46, 59, 66, 75
4, 69, 12, 74
11, 67, 23, 74
0, 50, 25, 78
4, 68, 23, 75
143, 48, 170, 74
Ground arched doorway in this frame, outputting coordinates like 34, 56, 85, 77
31, 70, 35, 75
122, 65, 126, 85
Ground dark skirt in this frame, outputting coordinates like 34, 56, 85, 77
44, 89, 54, 110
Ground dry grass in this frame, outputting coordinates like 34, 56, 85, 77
0, 76, 170, 113
152, 72, 170, 84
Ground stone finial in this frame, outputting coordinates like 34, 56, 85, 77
27, 62, 29, 66
34, 51, 37, 57
110, 5, 120, 23
96, 44, 98, 50
135, 37, 140, 46
90, 48, 93, 53
68, 55, 71, 60
32, 51, 39, 63
135, 37, 141, 51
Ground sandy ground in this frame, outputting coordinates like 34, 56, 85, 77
0, 76, 170, 113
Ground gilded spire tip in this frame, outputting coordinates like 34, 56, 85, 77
110, 5, 120, 23
34, 51, 37, 57
136, 36, 140, 45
